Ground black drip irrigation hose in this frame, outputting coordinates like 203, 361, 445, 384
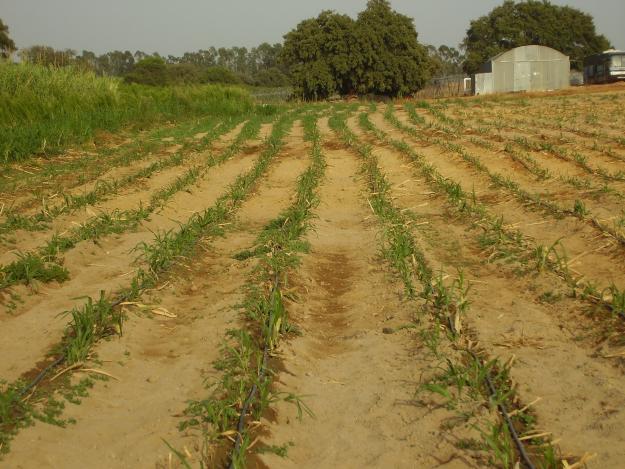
228, 344, 269, 469
446, 316, 536, 469
16, 294, 128, 399
228, 275, 279, 469
468, 349, 536, 469
17, 355, 65, 398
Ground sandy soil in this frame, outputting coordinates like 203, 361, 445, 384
1, 121, 311, 468
350, 109, 625, 468
3, 88, 625, 469
260, 118, 475, 468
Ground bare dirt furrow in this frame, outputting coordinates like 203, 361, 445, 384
260, 118, 470, 469
362, 124, 625, 469
378, 112, 625, 291
0, 122, 313, 469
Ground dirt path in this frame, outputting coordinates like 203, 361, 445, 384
259, 118, 471, 468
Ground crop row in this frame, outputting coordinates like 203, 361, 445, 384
177, 110, 324, 468
414, 101, 625, 181
0, 114, 226, 198
0, 117, 246, 236
377, 106, 625, 323
0, 110, 297, 456
444, 96, 625, 148
400, 103, 625, 247
468, 112, 625, 166
330, 110, 558, 468
0, 115, 270, 291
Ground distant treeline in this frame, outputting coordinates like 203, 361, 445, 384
16, 43, 290, 87
2, 0, 612, 98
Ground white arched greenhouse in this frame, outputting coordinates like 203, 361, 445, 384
472, 45, 570, 95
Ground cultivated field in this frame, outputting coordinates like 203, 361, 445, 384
1, 85, 625, 468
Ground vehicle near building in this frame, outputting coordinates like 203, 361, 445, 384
584, 50, 625, 84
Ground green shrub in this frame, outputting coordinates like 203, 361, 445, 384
167, 63, 203, 85
124, 56, 169, 86
202, 66, 241, 85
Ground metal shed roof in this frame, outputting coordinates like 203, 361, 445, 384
491, 45, 569, 62
480, 45, 569, 73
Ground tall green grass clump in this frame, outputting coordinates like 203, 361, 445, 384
0, 61, 254, 162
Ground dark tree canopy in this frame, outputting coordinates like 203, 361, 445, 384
463, 0, 612, 74
281, 11, 359, 100
281, 0, 431, 99
1, 18, 16, 58
354, 0, 430, 96
124, 56, 169, 86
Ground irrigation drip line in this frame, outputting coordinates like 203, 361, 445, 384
229, 342, 269, 469
228, 273, 279, 469
17, 355, 65, 398
446, 315, 536, 469
468, 349, 536, 469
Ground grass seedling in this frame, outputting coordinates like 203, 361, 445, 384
0, 252, 68, 289
573, 199, 588, 217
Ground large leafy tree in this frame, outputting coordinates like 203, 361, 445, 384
463, 0, 611, 73
354, 0, 430, 96
281, 10, 359, 100
1, 18, 16, 58
281, 1, 431, 99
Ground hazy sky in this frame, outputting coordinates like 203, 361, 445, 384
2, 0, 624, 55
